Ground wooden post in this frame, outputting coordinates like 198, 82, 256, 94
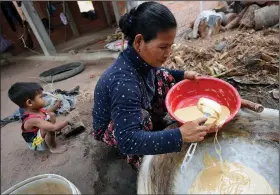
112, 1, 120, 25
200, 1, 204, 12
12, 2, 26, 21
64, 2, 80, 37
21, 1, 56, 56
102, 1, 112, 26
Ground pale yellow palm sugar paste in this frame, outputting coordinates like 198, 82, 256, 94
174, 104, 230, 126
189, 153, 274, 194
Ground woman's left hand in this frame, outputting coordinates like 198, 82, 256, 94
184, 71, 200, 81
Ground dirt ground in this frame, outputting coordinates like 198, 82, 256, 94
1, 59, 137, 194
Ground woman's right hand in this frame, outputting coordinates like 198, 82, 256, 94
179, 118, 210, 143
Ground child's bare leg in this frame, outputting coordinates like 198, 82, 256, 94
44, 131, 67, 154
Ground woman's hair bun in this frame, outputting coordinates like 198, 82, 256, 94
119, 13, 130, 37
119, 7, 137, 39
118, 2, 177, 45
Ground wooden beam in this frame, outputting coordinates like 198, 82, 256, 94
112, 1, 120, 25
64, 2, 80, 37
102, 1, 112, 26
200, 1, 204, 12
21, 1, 56, 56
12, 2, 26, 21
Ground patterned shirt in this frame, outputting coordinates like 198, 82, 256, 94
93, 46, 185, 155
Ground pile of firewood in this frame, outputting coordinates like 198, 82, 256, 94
187, 1, 279, 39
164, 28, 279, 85
220, 1, 279, 30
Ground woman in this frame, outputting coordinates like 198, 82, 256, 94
93, 2, 211, 170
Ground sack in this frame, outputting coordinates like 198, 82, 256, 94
105, 40, 128, 52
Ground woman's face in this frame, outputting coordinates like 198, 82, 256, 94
133, 28, 176, 68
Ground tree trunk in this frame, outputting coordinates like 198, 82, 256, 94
255, 5, 279, 30
240, 4, 260, 28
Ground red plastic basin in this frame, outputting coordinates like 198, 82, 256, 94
165, 77, 241, 126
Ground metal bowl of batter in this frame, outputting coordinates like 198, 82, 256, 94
138, 108, 279, 194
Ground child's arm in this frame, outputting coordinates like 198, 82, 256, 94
24, 118, 68, 132
46, 100, 62, 113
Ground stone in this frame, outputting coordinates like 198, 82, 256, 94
271, 89, 279, 100
215, 41, 227, 52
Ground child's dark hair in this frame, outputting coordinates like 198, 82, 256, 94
8, 82, 43, 108
119, 2, 177, 45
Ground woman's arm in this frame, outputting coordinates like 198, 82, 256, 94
110, 78, 182, 155
163, 68, 185, 83
161, 68, 199, 82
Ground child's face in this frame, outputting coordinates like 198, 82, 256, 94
26, 92, 45, 110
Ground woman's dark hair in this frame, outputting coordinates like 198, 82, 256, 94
119, 2, 177, 45
8, 82, 43, 108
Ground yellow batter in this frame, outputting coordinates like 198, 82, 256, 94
175, 98, 274, 194
174, 105, 230, 126
11, 179, 72, 194
175, 98, 230, 171
189, 154, 274, 194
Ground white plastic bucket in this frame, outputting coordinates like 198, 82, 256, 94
2, 174, 81, 194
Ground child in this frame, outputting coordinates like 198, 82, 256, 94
8, 82, 70, 153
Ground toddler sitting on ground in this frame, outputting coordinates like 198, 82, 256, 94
8, 82, 72, 153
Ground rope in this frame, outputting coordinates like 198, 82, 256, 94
19, 33, 41, 55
